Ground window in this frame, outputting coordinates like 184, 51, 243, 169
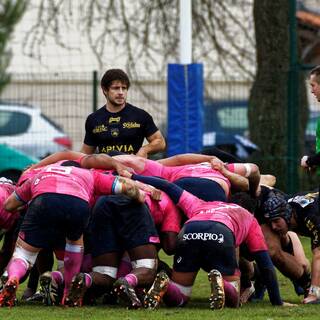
217, 107, 248, 133
0, 111, 31, 136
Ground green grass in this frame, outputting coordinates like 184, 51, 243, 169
0, 237, 318, 320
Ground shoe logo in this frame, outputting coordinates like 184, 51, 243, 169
176, 256, 182, 264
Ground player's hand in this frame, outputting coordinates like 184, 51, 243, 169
300, 155, 309, 168
114, 162, 133, 176
136, 147, 148, 158
150, 188, 162, 201
120, 169, 134, 178
303, 294, 320, 304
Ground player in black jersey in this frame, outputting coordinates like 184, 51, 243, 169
81, 69, 165, 158
263, 191, 320, 304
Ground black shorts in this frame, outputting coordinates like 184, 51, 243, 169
90, 195, 159, 258
173, 220, 237, 275
174, 178, 227, 202
20, 193, 90, 249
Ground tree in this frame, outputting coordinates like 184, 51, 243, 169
22, 0, 255, 80
248, 0, 308, 191
19, 0, 309, 190
0, 0, 27, 95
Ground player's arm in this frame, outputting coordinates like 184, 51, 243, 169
212, 161, 249, 192
4, 192, 24, 212
253, 250, 283, 305
29, 150, 84, 170
80, 143, 96, 154
161, 232, 178, 256
303, 246, 320, 303
136, 130, 166, 158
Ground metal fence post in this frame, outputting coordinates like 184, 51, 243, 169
93, 70, 98, 112
287, 0, 299, 194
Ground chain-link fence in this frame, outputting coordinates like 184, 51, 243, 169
1, 71, 319, 191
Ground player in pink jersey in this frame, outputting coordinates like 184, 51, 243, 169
145, 191, 182, 255
0, 163, 143, 307
126, 173, 287, 309
79, 153, 249, 203
0, 178, 21, 276
27, 150, 268, 199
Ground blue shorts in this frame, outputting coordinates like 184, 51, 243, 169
174, 178, 227, 202
173, 220, 237, 275
90, 195, 159, 258
20, 193, 90, 249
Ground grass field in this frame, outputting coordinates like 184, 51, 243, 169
0, 237, 319, 320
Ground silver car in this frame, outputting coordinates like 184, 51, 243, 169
0, 103, 72, 159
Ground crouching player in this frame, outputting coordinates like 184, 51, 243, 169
0, 163, 143, 307
126, 173, 292, 309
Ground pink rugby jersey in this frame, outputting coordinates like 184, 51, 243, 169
0, 183, 19, 230
145, 192, 182, 233
142, 160, 231, 187
178, 191, 267, 252
15, 164, 116, 204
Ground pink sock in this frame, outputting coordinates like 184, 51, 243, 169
7, 258, 28, 281
51, 271, 64, 285
224, 280, 239, 308
124, 273, 138, 287
63, 244, 83, 295
117, 259, 132, 278
81, 254, 93, 273
163, 281, 189, 307
84, 273, 92, 288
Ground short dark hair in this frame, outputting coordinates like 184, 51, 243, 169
310, 66, 320, 84
229, 192, 258, 214
101, 69, 130, 90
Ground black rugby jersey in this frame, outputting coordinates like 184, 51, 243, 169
288, 191, 320, 249
84, 103, 159, 154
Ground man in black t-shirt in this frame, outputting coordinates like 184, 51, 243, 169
81, 69, 166, 158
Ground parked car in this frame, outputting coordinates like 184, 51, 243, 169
0, 102, 72, 159
202, 99, 259, 159
0, 144, 38, 182
203, 99, 318, 159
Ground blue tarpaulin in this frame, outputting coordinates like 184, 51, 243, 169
167, 63, 203, 156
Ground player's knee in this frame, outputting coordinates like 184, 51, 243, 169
12, 245, 38, 269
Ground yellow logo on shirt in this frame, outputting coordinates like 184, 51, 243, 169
93, 125, 107, 133
123, 122, 140, 129
100, 145, 134, 153
109, 117, 121, 123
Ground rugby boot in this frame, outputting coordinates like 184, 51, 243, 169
208, 269, 225, 310
64, 273, 88, 307
39, 271, 61, 306
25, 291, 44, 303
113, 277, 142, 309
0, 273, 8, 291
144, 270, 169, 309
0, 277, 19, 307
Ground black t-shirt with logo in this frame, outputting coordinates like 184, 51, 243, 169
84, 103, 159, 154
288, 191, 320, 249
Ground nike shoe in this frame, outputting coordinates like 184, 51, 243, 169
24, 291, 44, 303
39, 271, 61, 306
0, 277, 19, 307
208, 269, 225, 310
113, 277, 142, 309
144, 271, 169, 309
